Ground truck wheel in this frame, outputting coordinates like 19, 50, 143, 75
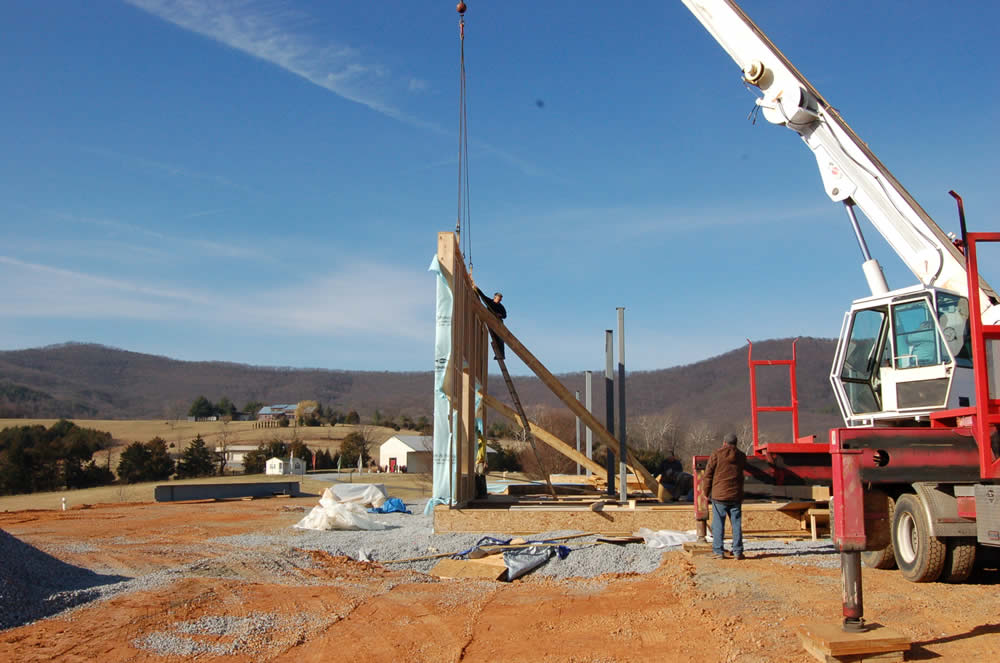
862, 495, 896, 569
940, 538, 976, 583
892, 493, 945, 582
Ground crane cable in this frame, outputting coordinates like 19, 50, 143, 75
456, 2, 473, 273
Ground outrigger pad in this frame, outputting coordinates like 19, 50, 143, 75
796, 622, 909, 662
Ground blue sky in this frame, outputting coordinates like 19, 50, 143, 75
1, 1, 998, 374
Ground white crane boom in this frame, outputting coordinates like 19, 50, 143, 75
681, 0, 999, 323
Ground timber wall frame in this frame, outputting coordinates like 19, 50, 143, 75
436, 232, 659, 507
437, 232, 489, 505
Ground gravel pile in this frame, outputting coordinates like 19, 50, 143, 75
134, 612, 318, 658
0, 528, 131, 630
0, 527, 319, 632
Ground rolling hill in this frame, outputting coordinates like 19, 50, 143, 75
0, 339, 844, 442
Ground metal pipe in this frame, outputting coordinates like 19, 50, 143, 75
840, 551, 867, 632
846, 203, 890, 295
949, 190, 968, 254
605, 330, 615, 496
844, 202, 873, 262
617, 307, 627, 503
585, 371, 593, 476
575, 390, 582, 475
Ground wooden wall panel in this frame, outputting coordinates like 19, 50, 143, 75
437, 232, 487, 506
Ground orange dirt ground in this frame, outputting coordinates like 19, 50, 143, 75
1, 498, 998, 662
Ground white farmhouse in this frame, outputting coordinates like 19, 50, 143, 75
214, 444, 259, 473
380, 435, 496, 474
265, 456, 306, 475
379, 435, 433, 473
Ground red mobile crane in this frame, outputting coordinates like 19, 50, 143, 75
682, 0, 1000, 630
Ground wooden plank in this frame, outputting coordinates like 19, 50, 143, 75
596, 535, 645, 544
466, 552, 508, 568
482, 392, 607, 477
796, 623, 909, 658
801, 637, 904, 662
548, 474, 593, 484
471, 298, 659, 495
430, 557, 507, 581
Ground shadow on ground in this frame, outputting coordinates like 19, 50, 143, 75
0, 528, 130, 631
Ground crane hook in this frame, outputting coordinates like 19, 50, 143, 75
457, 2, 466, 15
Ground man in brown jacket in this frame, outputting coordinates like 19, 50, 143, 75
703, 433, 747, 559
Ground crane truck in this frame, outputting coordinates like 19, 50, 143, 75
681, 0, 1000, 630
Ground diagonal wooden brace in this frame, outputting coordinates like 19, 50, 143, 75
482, 392, 607, 477
471, 298, 659, 494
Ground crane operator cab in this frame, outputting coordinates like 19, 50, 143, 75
831, 286, 975, 427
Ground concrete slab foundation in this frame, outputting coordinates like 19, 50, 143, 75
154, 482, 300, 502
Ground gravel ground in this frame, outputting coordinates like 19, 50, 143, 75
0, 527, 317, 632
0, 528, 131, 631
213, 498, 839, 576
0, 496, 840, 633
211, 500, 672, 577
134, 611, 321, 658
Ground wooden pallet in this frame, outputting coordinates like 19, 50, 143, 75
797, 623, 909, 663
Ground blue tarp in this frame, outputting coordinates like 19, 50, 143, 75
368, 498, 412, 515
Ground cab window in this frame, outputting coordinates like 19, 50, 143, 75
892, 299, 945, 368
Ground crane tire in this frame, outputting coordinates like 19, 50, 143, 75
891, 493, 945, 582
940, 537, 976, 583
861, 495, 896, 569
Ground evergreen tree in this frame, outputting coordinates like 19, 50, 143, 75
117, 441, 152, 484
188, 395, 215, 419
243, 401, 264, 417
145, 437, 175, 480
0, 421, 114, 495
176, 435, 216, 478
242, 446, 268, 474
320, 449, 334, 469
78, 460, 115, 488
288, 440, 313, 467
216, 397, 237, 419
264, 439, 288, 459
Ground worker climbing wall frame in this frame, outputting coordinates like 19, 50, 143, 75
432, 232, 660, 509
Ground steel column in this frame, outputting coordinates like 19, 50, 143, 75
617, 307, 627, 503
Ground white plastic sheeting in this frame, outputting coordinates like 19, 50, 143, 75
329, 484, 387, 508
293, 487, 389, 531
426, 254, 455, 515
635, 528, 698, 549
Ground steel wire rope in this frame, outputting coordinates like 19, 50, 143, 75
456, 5, 473, 273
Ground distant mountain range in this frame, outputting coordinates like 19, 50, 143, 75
0, 339, 844, 441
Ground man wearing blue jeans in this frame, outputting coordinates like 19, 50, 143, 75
703, 433, 747, 559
